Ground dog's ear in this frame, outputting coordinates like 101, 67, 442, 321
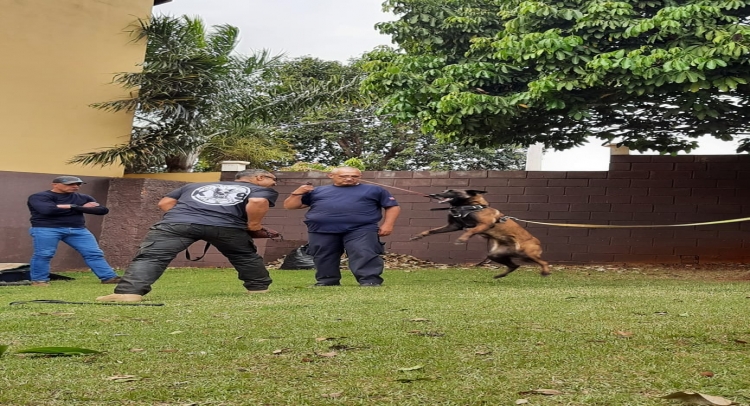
466, 190, 488, 195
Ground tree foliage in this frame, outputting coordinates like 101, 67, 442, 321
275, 57, 526, 170
364, 0, 750, 153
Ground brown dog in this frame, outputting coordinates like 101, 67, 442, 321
410, 189, 550, 278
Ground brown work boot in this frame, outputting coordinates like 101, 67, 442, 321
96, 293, 143, 302
31, 281, 50, 287
246, 289, 269, 294
101, 277, 122, 284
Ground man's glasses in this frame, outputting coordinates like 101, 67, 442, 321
260, 176, 277, 181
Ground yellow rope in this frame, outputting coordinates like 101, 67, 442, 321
507, 216, 750, 228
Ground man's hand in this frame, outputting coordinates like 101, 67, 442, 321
290, 184, 314, 195
378, 224, 394, 237
83, 202, 100, 207
248, 227, 282, 239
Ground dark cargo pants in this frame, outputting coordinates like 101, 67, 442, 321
306, 229, 385, 285
115, 223, 271, 295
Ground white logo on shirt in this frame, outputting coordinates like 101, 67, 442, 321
191, 184, 251, 206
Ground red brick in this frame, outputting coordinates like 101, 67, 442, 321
630, 229, 674, 238
652, 155, 695, 163
548, 179, 589, 187
674, 179, 717, 188
693, 171, 738, 180
566, 171, 607, 179
569, 236, 610, 245
588, 228, 632, 238
526, 187, 565, 195
520, 211, 550, 220
587, 245, 631, 254
571, 253, 615, 262
632, 212, 677, 222
545, 252, 574, 261
607, 187, 647, 196
541, 236, 570, 245
548, 228, 590, 237
590, 195, 631, 204
609, 163, 631, 171
528, 203, 569, 212
468, 178, 510, 187
548, 212, 593, 220
509, 179, 548, 187
485, 186, 525, 195
696, 155, 741, 162
509, 195, 549, 203
610, 237, 654, 246
550, 195, 590, 203
611, 155, 653, 163
488, 171, 527, 178
612, 203, 653, 212
692, 188, 735, 197
485, 195, 510, 204
699, 205, 742, 214
612, 254, 659, 262
430, 178, 470, 187
502, 203, 531, 212
590, 179, 630, 187
654, 204, 696, 213
632, 196, 675, 204
450, 170, 487, 178
608, 171, 650, 179
647, 188, 691, 196
413, 171, 449, 178
527, 172, 566, 179
630, 179, 674, 188
591, 212, 634, 221
394, 178, 433, 187
564, 187, 606, 196
545, 244, 589, 254
717, 177, 750, 188
632, 163, 675, 171
570, 203, 612, 212
679, 196, 720, 205
674, 162, 707, 171
630, 245, 675, 255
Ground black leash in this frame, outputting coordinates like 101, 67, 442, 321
9, 299, 164, 307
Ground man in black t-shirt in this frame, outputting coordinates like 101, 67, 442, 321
97, 169, 279, 303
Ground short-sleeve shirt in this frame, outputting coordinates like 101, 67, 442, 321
159, 181, 279, 229
301, 183, 398, 233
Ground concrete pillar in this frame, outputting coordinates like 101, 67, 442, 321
525, 143, 544, 171
220, 161, 250, 172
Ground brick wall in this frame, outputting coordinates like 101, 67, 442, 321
100, 155, 749, 269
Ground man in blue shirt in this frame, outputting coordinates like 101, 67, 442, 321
284, 167, 401, 286
97, 169, 279, 303
26, 176, 121, 286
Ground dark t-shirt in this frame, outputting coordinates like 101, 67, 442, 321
27, 191, 105, 228
301, 183, 398, 233
159, 181, 279, 229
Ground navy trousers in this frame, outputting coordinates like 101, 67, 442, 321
306, 229, 385, 285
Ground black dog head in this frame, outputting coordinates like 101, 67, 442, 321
429, 189, 487, 205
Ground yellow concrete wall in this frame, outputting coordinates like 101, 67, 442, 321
124, 173, 222, 182
0, 0, 154, 177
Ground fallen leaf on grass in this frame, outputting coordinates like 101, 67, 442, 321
518, 389, 563, 396
129, 348, 145, 353
614, 331, 633, 337
409, 318, 430, 322
272, 349, 289, 355
321, 392, 342, 398
397, 365, 424, 372
169, 331, 183, 335
16, 347, 101, 356
700, 371, 715, 377
395, 377, 434, 383
733, 339, 747, 344
105, 375, 140, 383
301, 357, 314, 362
159, 349, 179, 353
475, 350, 492, 355
516, 400, 529, 405
315, 336, 346, 342
661, 391, 736, 405
316, 351, 338, 358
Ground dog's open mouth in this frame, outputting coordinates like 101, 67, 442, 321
431, 196, 454, 204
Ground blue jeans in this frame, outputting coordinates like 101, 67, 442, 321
29, 227, 118, 282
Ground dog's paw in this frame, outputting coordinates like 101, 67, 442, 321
454, 239, 468, 245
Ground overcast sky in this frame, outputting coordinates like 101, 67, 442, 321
156, 0, 741, 170
157, 0, 394, 62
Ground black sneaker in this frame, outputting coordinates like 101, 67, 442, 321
360, 283, 382, 287
313, 282, 341, 286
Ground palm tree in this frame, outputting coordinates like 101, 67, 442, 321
71, 15, 290, 173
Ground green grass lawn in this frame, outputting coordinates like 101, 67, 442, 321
1, 266, 749, 406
